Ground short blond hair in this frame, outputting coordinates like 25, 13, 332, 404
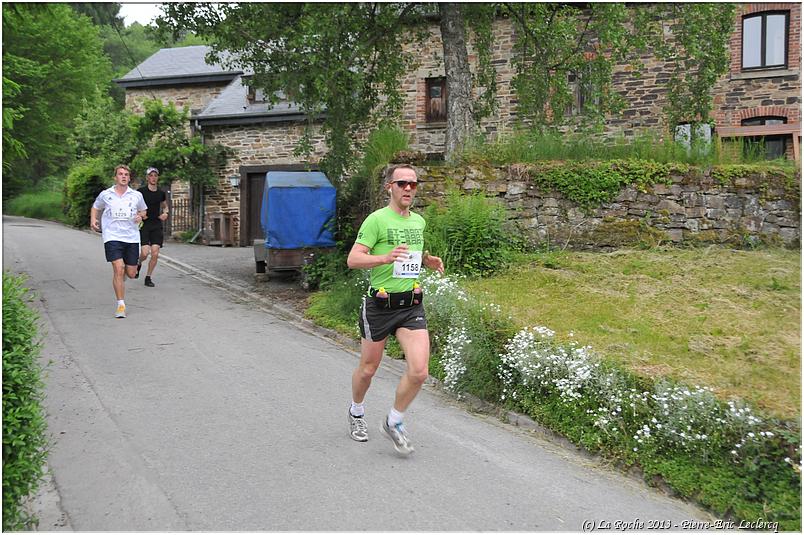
113, 164, 131, 176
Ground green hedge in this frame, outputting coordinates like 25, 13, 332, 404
2, 272, 48, 530
63, 156, 109, 227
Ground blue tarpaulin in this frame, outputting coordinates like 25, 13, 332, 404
261, 171, 337, 249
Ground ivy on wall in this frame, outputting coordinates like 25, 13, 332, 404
521, 159, 687, 211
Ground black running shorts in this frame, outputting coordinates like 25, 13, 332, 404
358, 297, 427, 342
140, 222, 164, 247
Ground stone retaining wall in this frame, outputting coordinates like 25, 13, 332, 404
415, 165, 801, 248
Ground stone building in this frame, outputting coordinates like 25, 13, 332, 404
115, 3, 801, 247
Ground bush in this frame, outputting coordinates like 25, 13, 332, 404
2, 272, 48, 530
421, 272, 516, 400
302, 246, 352, 292
339, 125, 411, 241
424, 191, 518, 276
70, 91, 135, 166
63, 157, 110, 227
494, 317, 801, 529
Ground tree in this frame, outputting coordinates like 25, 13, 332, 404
2, 3, 112, 198
99, 22, 163, 106
2, 77, 28, 172
158, 3, 735, 177
65, 99, 230, 226
69, 3, 123, 26
159, 3, 422, 181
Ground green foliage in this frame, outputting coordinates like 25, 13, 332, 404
649, 4, 736, 131
711, 163, 798, 188
301, 247, 352, 292
304, 272, 366, 338
2, 272, 48, 531
66, 98, 229, 216
423, 191, 518, 276
70, 91, 135, 165
63, 157, 110, 227
128, 100, 230, 188
503, 3, 630, 130
497, 4, 734, 135
2, 3, 113, 198
516, 158, 677, 212
159, 4, 735, 167
70, 3, 123, 26
159, 3, 423, 181
4, 191, 67, 223
464, 130, 727, 166
2, 76, 28, 172
339, 125, 411, 238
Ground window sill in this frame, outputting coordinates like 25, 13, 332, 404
731, 68, 799, 80
417, 122, 447, 130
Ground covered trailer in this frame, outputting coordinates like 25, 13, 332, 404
253, 171, 336, 283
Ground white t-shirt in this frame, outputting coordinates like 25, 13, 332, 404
92, 186, 147, 244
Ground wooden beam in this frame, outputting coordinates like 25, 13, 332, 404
716, 123, 802, 137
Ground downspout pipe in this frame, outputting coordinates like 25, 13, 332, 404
190, 118, 205, 243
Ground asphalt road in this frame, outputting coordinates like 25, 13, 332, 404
3, 216, 711, 531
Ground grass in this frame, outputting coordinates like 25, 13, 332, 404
464, 246, 801, 419
462, 130, 800, 170
4, 191, 66, 223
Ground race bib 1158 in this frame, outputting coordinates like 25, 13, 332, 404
393, 250, 422, 278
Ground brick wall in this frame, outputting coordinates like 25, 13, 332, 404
399, 19, 518, 153
400, 5, 801, 153
397, 16, 680, 151
715, 3, 801, 159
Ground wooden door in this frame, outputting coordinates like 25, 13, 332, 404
246, 173, 265, 245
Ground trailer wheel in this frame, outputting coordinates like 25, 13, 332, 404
300, 275, 311, 291
256, 260, 267, 273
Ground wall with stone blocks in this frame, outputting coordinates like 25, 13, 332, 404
413, 165, 801, 248
125, 83, 230, 116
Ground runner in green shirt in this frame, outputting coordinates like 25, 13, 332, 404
346, 164, 444, 455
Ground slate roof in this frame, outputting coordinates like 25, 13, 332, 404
194, 76, 307, 124
115, 45, 242, 85
116, 45, 316, 125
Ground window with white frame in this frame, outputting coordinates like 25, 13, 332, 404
742, 11, 788, 70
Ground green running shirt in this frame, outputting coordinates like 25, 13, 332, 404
355, 206, 426, 293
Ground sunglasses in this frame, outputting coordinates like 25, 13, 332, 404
392, 180, 418, 190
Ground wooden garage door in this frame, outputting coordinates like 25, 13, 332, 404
245, 172, 265, 245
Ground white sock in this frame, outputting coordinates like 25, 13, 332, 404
117, 300, 125, 306
350, 401, 364, 418
387, 408, 404, 427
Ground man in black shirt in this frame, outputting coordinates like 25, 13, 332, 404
137, 167, 169, 287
